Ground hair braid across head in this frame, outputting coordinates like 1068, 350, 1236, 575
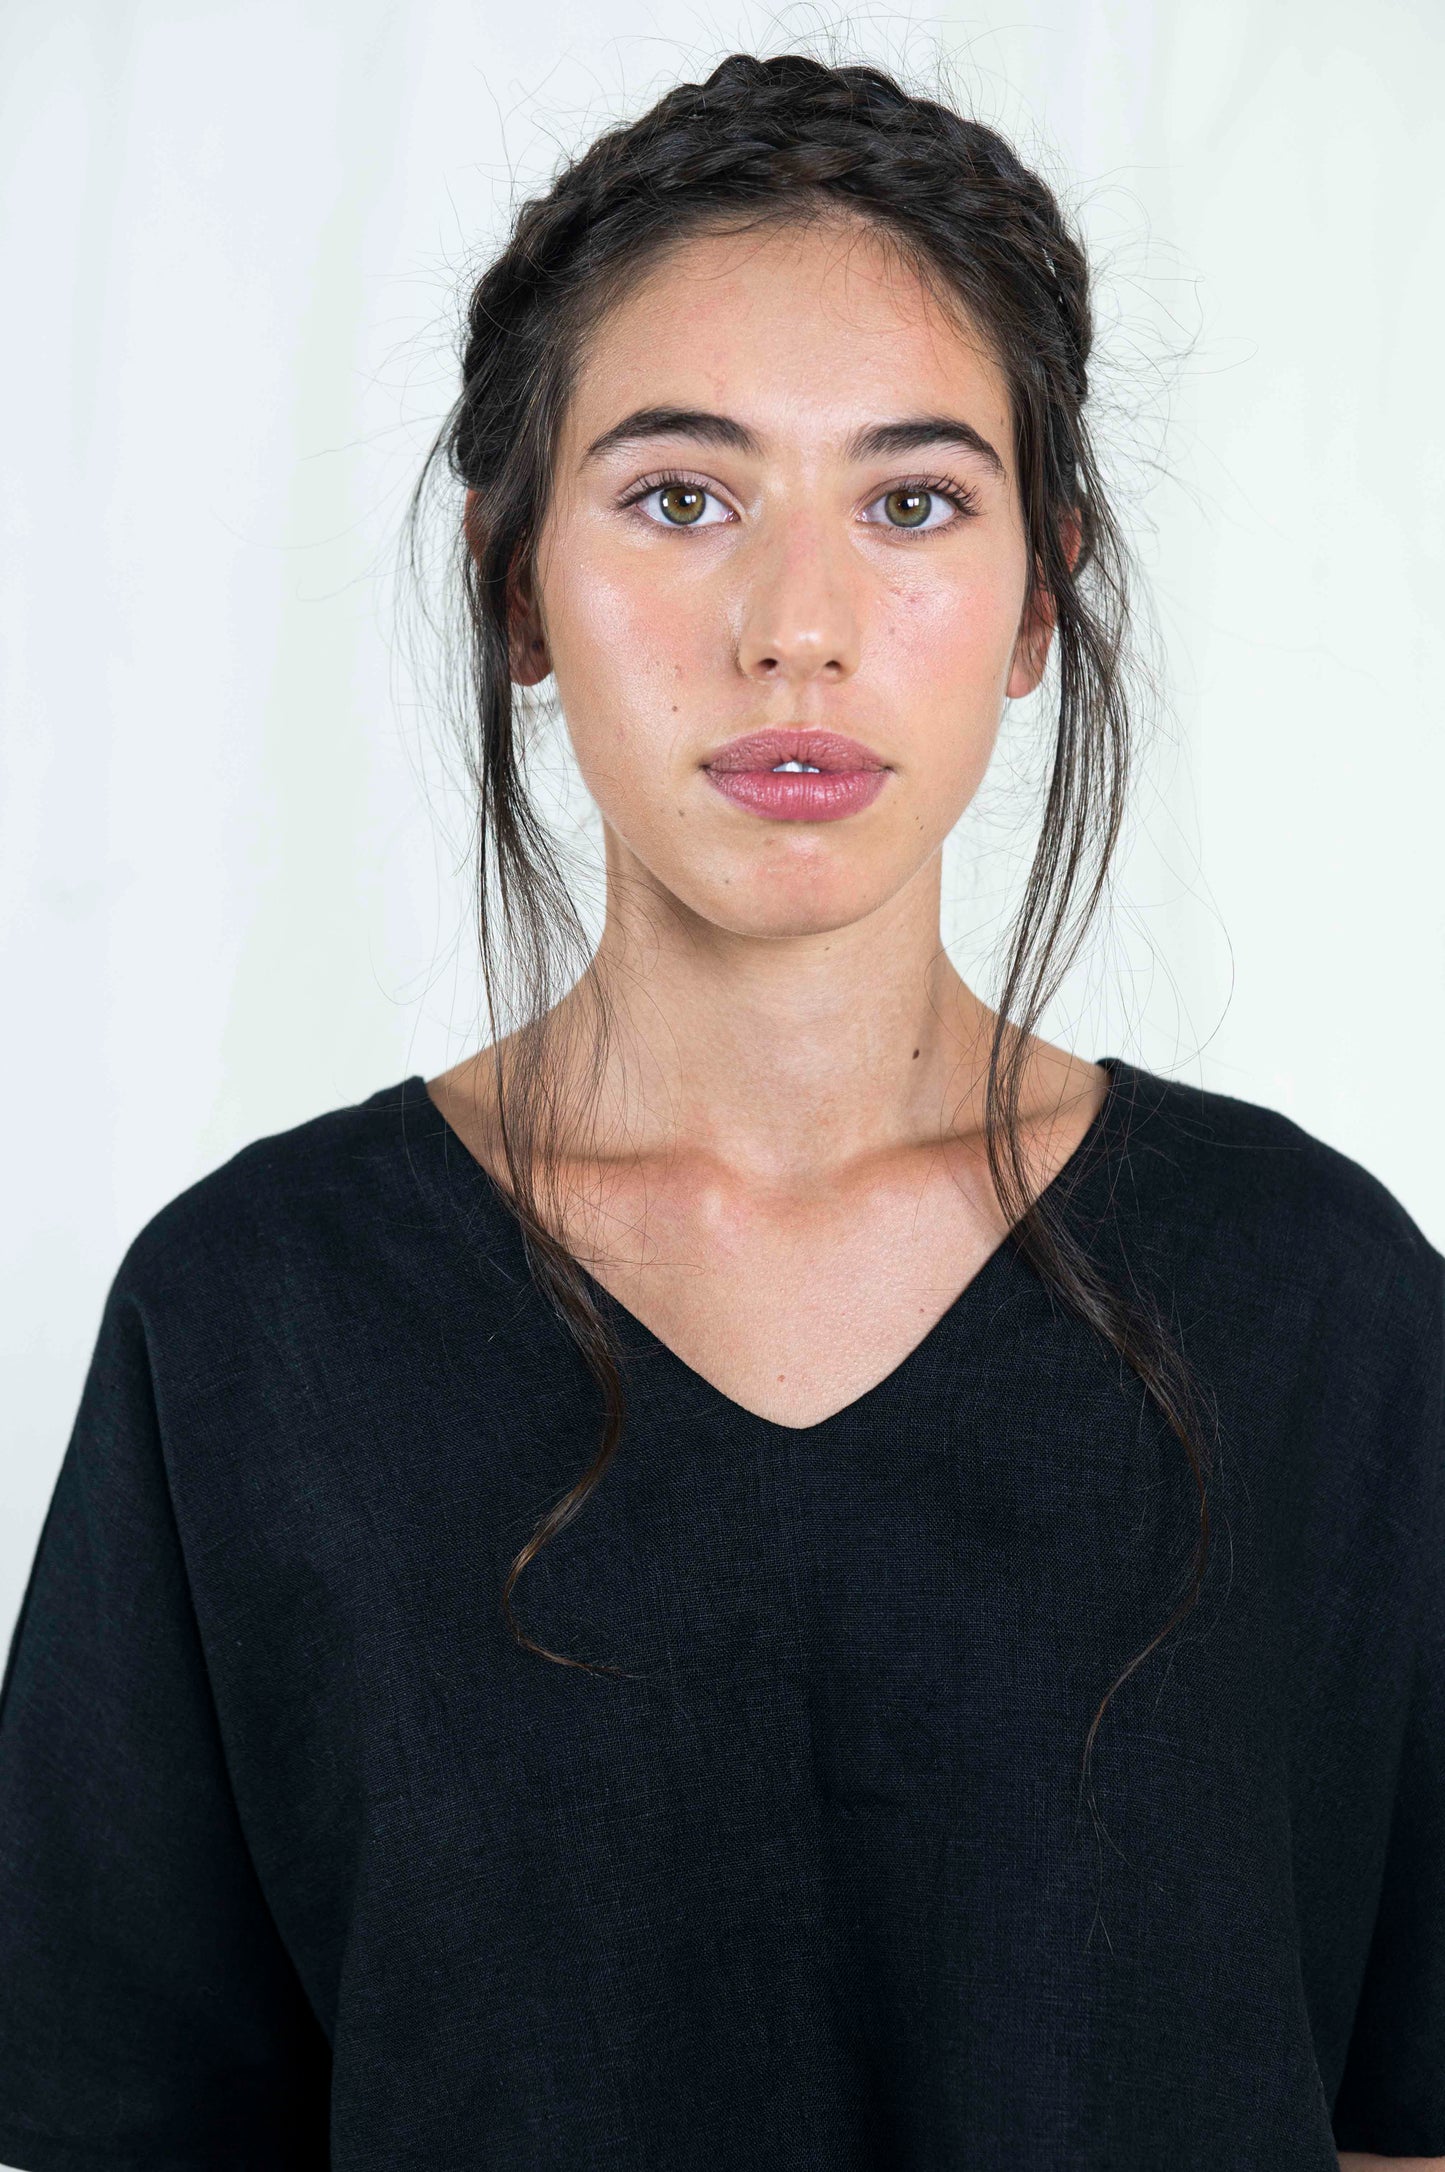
463, 53, 1090, 459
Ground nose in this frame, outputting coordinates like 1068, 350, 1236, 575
735, 518, 861, 685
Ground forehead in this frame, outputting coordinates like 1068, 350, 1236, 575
561, 215, 1012, 464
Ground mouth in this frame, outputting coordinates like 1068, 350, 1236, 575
703, 728, 888, 776
701, 729, 892, 825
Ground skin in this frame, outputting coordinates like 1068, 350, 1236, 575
1338, 2159, 1445, 2170
430, 209, 1111, 1432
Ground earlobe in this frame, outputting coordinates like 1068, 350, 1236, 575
1007, 509, 1079, 699
509, 609, 552, 688
1007, 585, 1057, 700
508, 566, 552, 686
465, 489, 552, 686
505, 554, 552, 688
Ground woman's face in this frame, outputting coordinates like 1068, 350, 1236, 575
509, 214, 1051, 942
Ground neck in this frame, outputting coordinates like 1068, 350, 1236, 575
559, 842, 998, 1189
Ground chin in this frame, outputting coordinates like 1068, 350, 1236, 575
691, 871, 899, 943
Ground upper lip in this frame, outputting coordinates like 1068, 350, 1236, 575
703, 728, 888, 774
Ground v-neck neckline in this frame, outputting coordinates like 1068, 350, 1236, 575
397, 1054, 1132, 1436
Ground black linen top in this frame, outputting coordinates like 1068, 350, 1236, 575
0, 1056, 1441, 2172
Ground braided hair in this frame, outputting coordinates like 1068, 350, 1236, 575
407, 52, 1217, 1847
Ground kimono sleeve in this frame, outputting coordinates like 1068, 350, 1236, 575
1330, 1287, 1445, 2160
0, 1271, 330, 2171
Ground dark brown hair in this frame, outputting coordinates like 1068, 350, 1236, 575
405, 50, 1218, 1849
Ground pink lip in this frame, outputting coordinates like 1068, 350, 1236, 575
702, 729, 891, 824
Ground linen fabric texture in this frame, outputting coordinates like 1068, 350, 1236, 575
0, 1057, 1441, 2170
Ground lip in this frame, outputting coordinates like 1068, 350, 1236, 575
703, 728, 888, 775
701, 728, 892, 824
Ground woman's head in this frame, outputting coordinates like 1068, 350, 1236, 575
440, 51, 1126, 965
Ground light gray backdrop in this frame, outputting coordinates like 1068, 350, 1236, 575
4, 0, 1443, 1675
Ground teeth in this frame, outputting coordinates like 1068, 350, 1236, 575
772, 760, 822, 772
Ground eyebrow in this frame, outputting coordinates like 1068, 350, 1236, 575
845, 415, 1005, 476
582, 405, 1005, 477
583, 407, 760, 461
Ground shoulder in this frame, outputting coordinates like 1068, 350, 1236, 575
1102, 1064, 1445, 1580
109, 1076, 459, 1334
1104, 1057, 1445, 1338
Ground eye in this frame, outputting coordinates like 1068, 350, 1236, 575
861, 482, 975, 532
626, 476, 734, 528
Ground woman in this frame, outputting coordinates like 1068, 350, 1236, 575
0, 52, 1439, 2172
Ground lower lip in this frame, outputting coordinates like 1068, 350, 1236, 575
703, 767, 890, 822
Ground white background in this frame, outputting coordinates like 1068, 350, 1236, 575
3, 0, 1443, 1670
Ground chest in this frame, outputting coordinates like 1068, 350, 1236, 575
558, 1141, 1013, 1427
170, 1294, 1340, 2172
187, 1308, 1279, 1947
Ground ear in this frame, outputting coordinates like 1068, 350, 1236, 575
465, 487, 552, 688
507, 560, 552, 688
1006, 508, 1082, 700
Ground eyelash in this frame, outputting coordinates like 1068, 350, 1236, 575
616, 468, 981, 530
870, 472, 981, 527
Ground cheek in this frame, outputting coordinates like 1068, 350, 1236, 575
543, 543, 712, 703
542, 550, 716, 788
876, 560, 1024, 778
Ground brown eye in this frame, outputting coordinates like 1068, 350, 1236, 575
657, 483, 707, 525
884, 488, 933, 528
